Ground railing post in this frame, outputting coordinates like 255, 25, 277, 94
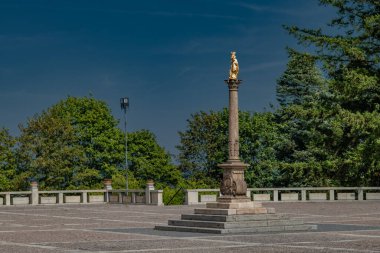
329, 189, 335, 201
151, 190, 163, 206
145, 180, 155, 204
246, 189, 251, 200
30, 181, 39, 205
82, 191, 88, 203
118, 193, 123, 203
301, 189, 307, 201
358, 188, 364, 201
185, 190, 199, 205
273, 190, 279, 202
5, 193, 10, 206
58, 193, 64, 204
132, 192, 136, 203
104, 179, 112, 203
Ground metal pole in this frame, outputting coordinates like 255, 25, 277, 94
124, 108, 128, 197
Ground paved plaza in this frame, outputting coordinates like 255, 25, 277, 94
0, 201, 379, 252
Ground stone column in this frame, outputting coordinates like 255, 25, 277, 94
228, 79, 240, 160
218, 79, 249, 203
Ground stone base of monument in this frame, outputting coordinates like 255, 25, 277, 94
155, 201, 317, 234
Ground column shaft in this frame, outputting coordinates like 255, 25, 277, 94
229, 87, 239, 160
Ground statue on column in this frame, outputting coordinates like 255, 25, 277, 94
229, 51, 239, 80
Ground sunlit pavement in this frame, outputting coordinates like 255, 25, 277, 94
0, 201, 379, 252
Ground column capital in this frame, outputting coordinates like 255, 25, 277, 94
224, 79, 242, 90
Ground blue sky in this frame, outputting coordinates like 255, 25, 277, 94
0, 0, 335, 155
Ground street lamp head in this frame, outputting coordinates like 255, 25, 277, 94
120, 97, 129, 110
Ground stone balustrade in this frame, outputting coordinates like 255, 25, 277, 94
2, 186, 379, 206
0, 180, 163, 206
184, 187, 380, 205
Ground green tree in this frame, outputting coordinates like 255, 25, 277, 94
127, 130, 182, 188
177, 110, 228, 187
177, 109, 282, 187
284, 0, 380, 186
16, 107, 88, 190
16, 96, 181, 190
54, 96, 125, 182
276, 49, 324, 107
275, 50, 331, 186
0, 128, 16, 191
242, 111, 283, 188
16, 96, 124, 190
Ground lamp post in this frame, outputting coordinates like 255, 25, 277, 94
120, 97, 129, 196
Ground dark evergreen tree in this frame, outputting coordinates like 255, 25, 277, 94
0, 128, 17, 191
276, 49, 324, 107
284, 0, 380, 186
275, 49, 329, 186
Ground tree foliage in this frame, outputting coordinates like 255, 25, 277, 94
274, 49, 332, 186
178, 0, 380, 187
177, 110, 228, 186
15, 96, 179, 190
276, 49, 325, 107
177, 109, 282, 187
127, 130, 182, 187
16, 96, 121, 190
282, 0, 380, 186
0, 128, 16, 191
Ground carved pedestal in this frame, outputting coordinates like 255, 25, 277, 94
218, 159, 249, 202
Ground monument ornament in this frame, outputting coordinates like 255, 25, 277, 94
229, 51, 239, 80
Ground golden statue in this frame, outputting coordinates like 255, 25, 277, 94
229, 51, 239, 80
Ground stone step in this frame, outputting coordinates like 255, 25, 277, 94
194, 208, 237, 215
155, 225, 222, 234
155, 224, 317, 234
182, 214, 228, 222
225, 224, 317, 233
168, 219, 225, 229
194, 207, 275, 216
181, 213, 289, 222
267, 219, 304, 227
206, 201, 262, 209
236, 207, 275, 215
169, 218, 303, 229
169, 219, 265, 229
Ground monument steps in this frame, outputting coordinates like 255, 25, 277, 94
168, 218, 304, 229
155, 223, 317, 234
155, 205, 317, 234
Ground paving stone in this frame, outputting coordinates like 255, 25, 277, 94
0, 202, 379, 252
